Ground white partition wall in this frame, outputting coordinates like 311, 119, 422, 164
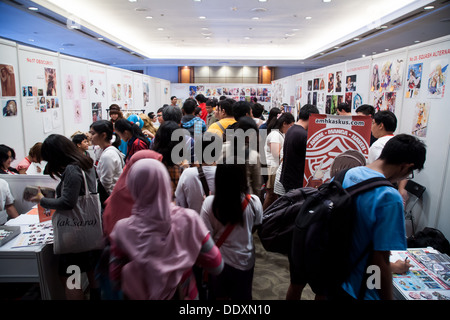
269, 35, 450, 240
59, 55, 90, 136
0, 38, 171, 170
0, 39, 25, 164
17, 45, 64, 154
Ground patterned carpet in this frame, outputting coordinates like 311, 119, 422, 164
252, 234, 315, 300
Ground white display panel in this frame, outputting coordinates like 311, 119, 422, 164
106, 67, 134, 112
344, 57, 372, 113
0, 39, 25, 165
17, 45, 63, 153
88, 63, 108, 125
59, 55, 90, 136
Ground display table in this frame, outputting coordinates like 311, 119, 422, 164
391, 247, 450, 300
0, 209, 65, 299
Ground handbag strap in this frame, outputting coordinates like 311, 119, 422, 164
197, 165, 210, 196
215, 194, 252, 248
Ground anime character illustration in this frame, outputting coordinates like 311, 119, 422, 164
406, 63, 423, 99
381, 61, 392, 90
371, 64, 380, 91
427, 61, 448, 98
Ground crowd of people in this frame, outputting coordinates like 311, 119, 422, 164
0, 96, 427, 301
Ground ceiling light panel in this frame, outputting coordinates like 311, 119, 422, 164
38, 0, 434, 60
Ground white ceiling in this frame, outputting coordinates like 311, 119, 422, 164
1, 0, 449, 69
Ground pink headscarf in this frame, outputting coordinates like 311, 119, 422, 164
110, 159, 210, 300
102, 150, 163, 238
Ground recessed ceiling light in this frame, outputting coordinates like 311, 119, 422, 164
320, 52, 324, 55
194, 0, 201, 2
285, 33, 295, 37
323, 0, 332, 2
28, 7, 38, 11
205, 36, 211, 39
201, 32, 212, 36
28, 39, 34, 42
252, 17, 260, 20
362, 54, 366, 57
380, 25, 388, 29
145, 16, 153, 19
305, 16, 312, 20
385, 48, 389, 51
424, 6, 434, 10
258, 0, 268, 2
157, 27, 164, 31
244, 37, 251, 40
199, 16, 206, 19
116, 45, 122, 48
334, 46, 340, 49
414, 40, 421, 43
97, 37, 104, 40
353, 37, 360, 41
201, 27, 209, 30
372, 51, 377, 54
292, 28, 299, 31
129, 0, 137, 2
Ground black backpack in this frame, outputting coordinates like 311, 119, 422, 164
257, 187, 318, 255
290, 169, 394, 298
407, 227, 450, 256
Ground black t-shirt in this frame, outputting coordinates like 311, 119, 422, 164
280, 124, 308, 192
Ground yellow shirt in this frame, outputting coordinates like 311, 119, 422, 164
207, 117, 236, 137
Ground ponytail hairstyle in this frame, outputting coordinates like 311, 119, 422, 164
90, 120, 120, 146
212, 162, 248, 226
114, 118, 150, 148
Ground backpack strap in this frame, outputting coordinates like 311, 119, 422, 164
197, 165, 210, 196
215, 194, 252, 248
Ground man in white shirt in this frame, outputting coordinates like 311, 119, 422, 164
368, 110, 397, 164
0, 179, 19, 225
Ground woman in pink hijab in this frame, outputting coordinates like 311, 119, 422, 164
102, 149, 162, 238
109, 159, 223, 300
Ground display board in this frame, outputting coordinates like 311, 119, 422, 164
106, 67, 134, 112
59, 55, 90, 137
344, 57, 372, 112
170, 83, 272, 111
369, 50, 407, 117
0, 39, 25, 163
400, 38, 450, 238
17, 45, 63, 153
88, 62, 108, 126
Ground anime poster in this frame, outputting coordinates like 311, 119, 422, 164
405, 63, 423, 99
303, 114, 372, 188
0, 64, 16, 97
346, 75, 356, 92
385, 92, 397, 112
65, 74, 74, 100
345, 92, 352, 106
143, 81, 149, 106
2, 99, 17, 116
79, 76, 87, 99
380, 61, 392, 90
45, 67, 57, 96
411, 102, 430, 138
391, 59, 405, 91
327, 73, 334, 93
353, 93, 363, 109
370, 64, 380, 91
335, 71, 343, 93
427, 59, 448, 99
73, 100, 82, 123
92, 102, 102, 122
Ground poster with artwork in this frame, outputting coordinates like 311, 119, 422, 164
346, 57, 371, 112
327, 73, 334, 93
411, 102, 430, 138
0, 64, 16, 97
303, 114, 372, 188
427, 59, 448, 99
2, 99, 17, 117
405, 63, 423, 99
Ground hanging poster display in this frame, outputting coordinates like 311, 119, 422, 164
107, 68, 134, 111
325, 64, 345, 115
60, 56, 90, 134
88, 63, 108, 123
369, 53, 407, 113
17, 46, 63, 152
345, 57, 371, 112
303, 114, 372, 188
